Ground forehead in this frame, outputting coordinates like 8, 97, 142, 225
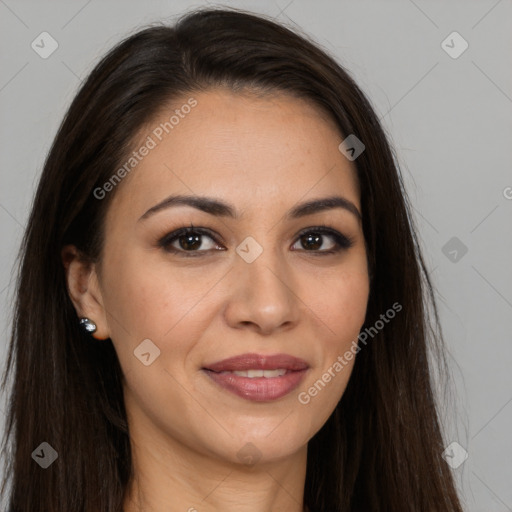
106, 88, 360, 226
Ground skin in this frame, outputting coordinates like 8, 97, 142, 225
62, 88, 370, 512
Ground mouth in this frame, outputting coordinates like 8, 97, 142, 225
202, 353, 309, 402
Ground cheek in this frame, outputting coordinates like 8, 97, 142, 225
317, 269, 369, 343
297, 272, 368, 436
101, 249, 206, 340
100, 250, 225, 385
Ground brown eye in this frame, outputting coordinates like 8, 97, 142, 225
159, 227, 223, 256
297, 232, 333, 251
158, 225, 353, 258
291, 227, 353, 254
175, 232, 205, 251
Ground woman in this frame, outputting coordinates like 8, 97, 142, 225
0, 7, 464, 512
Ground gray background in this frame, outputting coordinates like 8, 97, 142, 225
0, 1, 511, 510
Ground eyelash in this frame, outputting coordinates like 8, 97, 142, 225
157, 224, 354, 258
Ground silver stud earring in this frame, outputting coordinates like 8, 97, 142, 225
79, 317, 97, 334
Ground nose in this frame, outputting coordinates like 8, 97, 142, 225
223, 246, 301, 336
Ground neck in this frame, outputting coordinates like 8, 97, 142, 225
122, 417, 308, 512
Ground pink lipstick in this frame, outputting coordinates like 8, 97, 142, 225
202, 353, 309, 402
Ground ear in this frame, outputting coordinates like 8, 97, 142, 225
61, 245, 110, 340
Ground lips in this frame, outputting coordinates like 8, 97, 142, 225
204, 353, 309, 372
202, 353, 309, 402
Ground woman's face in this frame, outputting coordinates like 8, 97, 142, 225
81, 89, 369, 465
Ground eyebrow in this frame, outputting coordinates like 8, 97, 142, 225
138, 194, 362, 222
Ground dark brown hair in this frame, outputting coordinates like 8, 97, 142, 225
1, 7, 464, 511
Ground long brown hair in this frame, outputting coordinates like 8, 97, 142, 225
1, 7, 464, 511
